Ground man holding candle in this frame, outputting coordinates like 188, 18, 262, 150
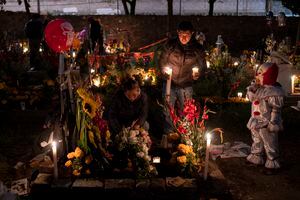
159, 21, 206, 135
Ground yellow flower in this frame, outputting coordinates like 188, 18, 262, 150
67, 152, 75, 159
178, 144, 193, 155
74, 147, 84, 158
64, 160, 72, 167
177, 156, 187, 165
85, 155, 93, 165
73, 169, 81, 176
82, 97, 99, 119
105, 130, 111, 142
77, 88, 90, 100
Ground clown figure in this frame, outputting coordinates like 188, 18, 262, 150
246, 62, 285, 175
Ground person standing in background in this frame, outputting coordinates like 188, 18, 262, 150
88, 17, 104, 55
24, 13, 43, 71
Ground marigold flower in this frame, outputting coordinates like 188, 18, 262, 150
67, 152, 75, 159
64, 160, 72, 168
74, 147, 84, 158
73, 169, 81, 176
178, 144, 193, 154
85, 169, 91, 175
85, 155, 93, 165
177, 156, 187, 165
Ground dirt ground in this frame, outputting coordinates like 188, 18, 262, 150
0, 103, 300, 200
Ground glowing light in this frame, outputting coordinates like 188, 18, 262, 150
237, 92, 243, 98
92, 76, 101, 87
164, 66, 172, 76
206, 61, 210, 68
90, 69, 95, 74
23, 47, 29, 53
233, 61, 239, 66
153, 157, 161, 164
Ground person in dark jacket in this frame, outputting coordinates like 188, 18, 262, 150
108, 77, 149, 138
24, 13, 44, 70
159, 21, 207, 134
88, 17, 104, 55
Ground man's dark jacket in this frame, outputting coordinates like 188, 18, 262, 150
159, 37, 206, 88
108, 90, 148, 136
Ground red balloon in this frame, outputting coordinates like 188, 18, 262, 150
44, 19, 74, 53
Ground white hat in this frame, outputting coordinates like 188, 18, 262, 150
291, 101, 300, 111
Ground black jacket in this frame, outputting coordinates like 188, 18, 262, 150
108, 90, 148, 136
159, 37, 206, 87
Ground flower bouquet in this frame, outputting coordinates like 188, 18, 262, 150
114, 127, 157, 178
64, 87, 112, 177
165, 98, 221, 177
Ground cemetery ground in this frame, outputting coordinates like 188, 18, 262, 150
0, 99, 299, 200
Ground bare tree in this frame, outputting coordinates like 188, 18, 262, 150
121, 0, 136, 15
208, 0, 216, 16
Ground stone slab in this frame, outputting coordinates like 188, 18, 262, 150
104, 179, 135, 190
72, 178, 104, 188
32, 173, 53, 185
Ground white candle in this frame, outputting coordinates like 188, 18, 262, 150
52, 141, 58, 180
165, 67, 172, 101
192, 67, 199, 77
153, 157, 161, 164
206, 61, 210, 69
291, 75, 295, 94
237, 92, 243, 98
204, 133, 211, 180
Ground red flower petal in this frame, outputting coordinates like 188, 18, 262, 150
254, 101, 260, 105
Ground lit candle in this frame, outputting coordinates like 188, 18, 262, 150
192, 66, 199, 77
291, 75, 295, 94
204, 133, 211, 180
206, 61, 210, 69
92, 75, 101, 87
237, 92, 243, 98
153, 157, 161, 164
72, 51, 76, 58
233, 61, 239, 66
165, 67, 172, 101
52, 141, 58, 180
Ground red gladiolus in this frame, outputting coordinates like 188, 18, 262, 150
178, 125, 187, 134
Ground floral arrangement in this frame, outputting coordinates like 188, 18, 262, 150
164, 98, 223, 177
65, 146, 93, 176
64, 87, 111, 176
115, 127, 157, 178
165, 99, 209, 176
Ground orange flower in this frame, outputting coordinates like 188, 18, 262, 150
178, 144, 193, 155
85, 155, 93, 165
67, 152, 75, 159
74, 147, 84, 158
177, 156, 187, 165
73, 169, 81, 176
64, 160, 72, 167
85, 169, 91, 175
